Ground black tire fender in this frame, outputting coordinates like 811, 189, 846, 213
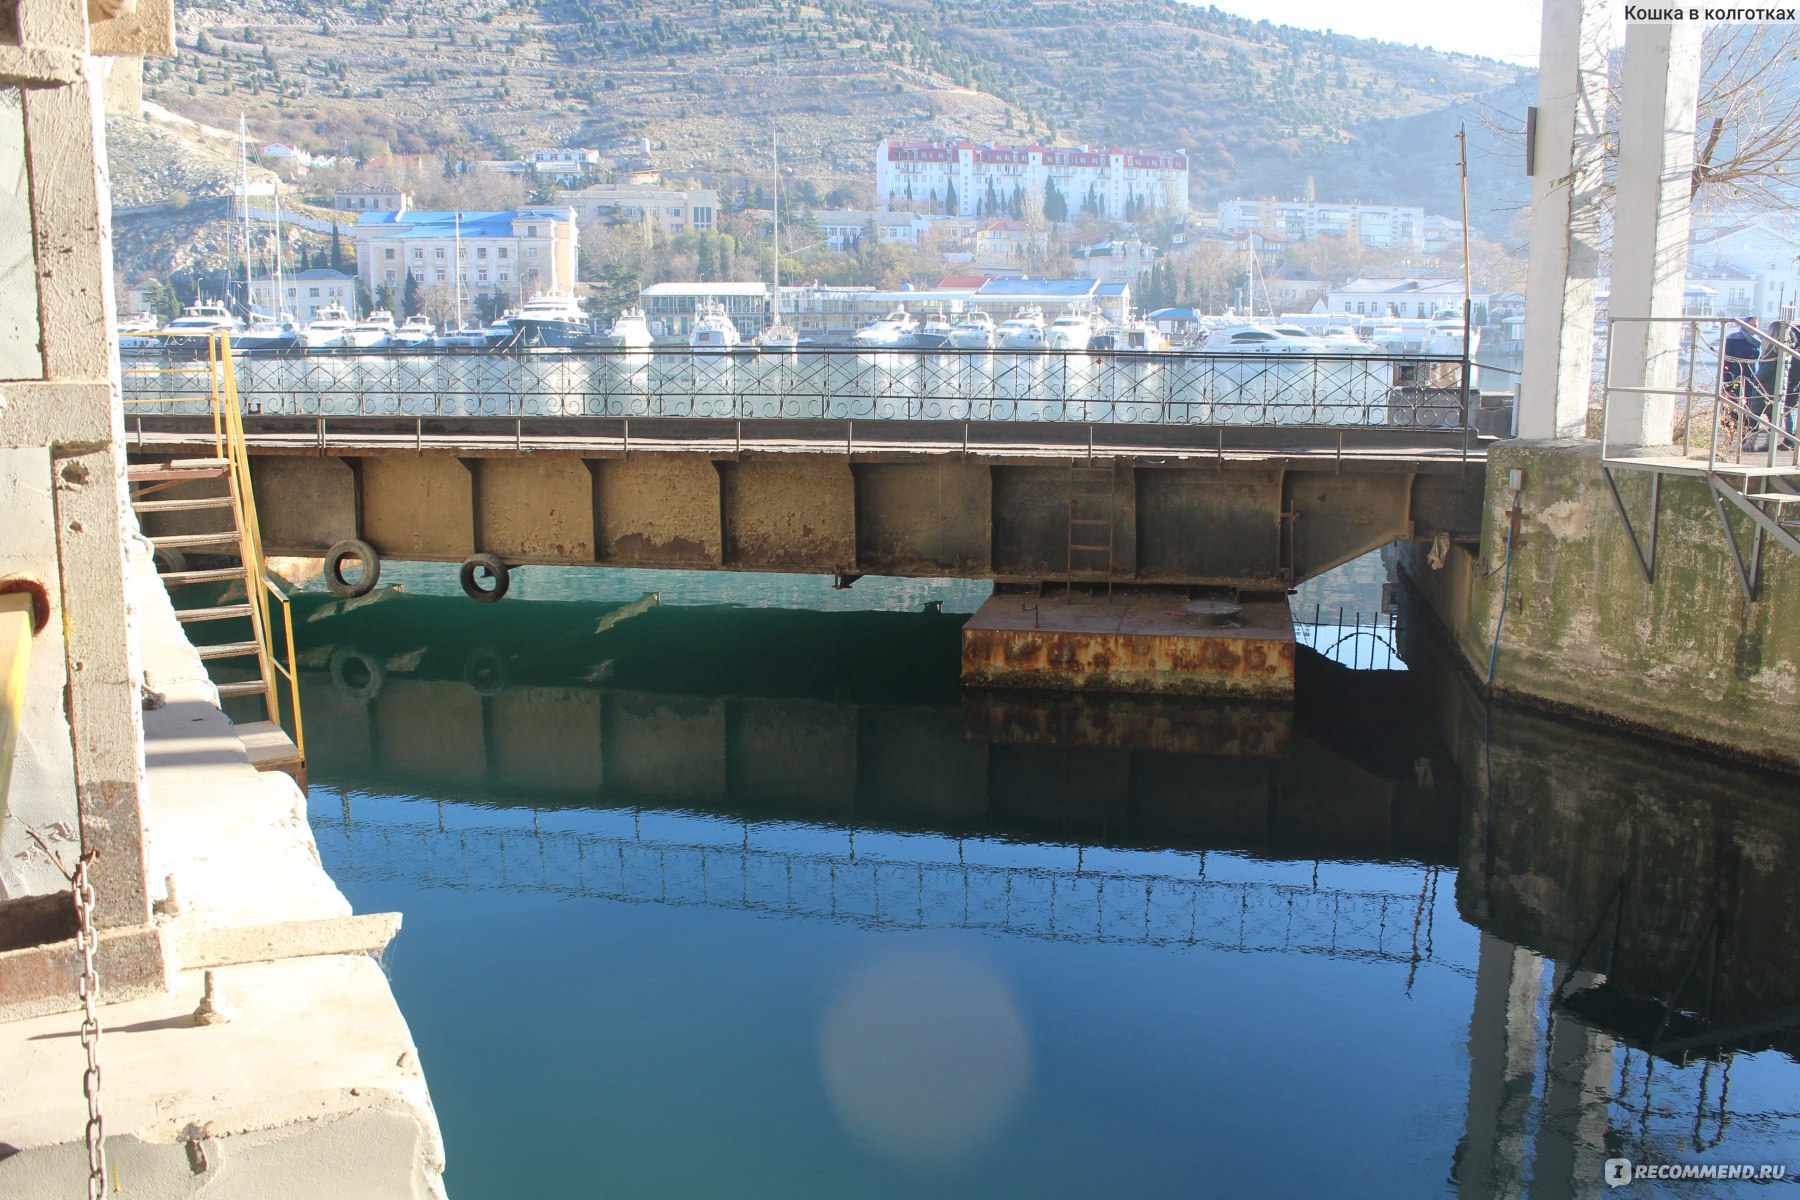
459, 553, 510, 604
324, 539, 380, 598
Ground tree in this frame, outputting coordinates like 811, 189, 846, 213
402, 272, 422, 318
945, 180, 958, 217
329, 222, 346, 272
375, 282, 396, 314
697, 237, 715, 281
1043, 179, 1067, 224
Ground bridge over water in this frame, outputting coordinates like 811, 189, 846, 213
125, 347, 1491, 593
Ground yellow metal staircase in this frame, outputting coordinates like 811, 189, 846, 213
123, 335, 306, 780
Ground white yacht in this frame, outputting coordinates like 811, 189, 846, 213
435, 325, 492, 349
852, 309, 917, 349
343, 309, 397, 349
1426, 318, 1479, 357
1201, 325, 1327, 354
607, 307, 655, 350
1115, 318, 1170, 353
689, 299, 741, 350
507, 293, 593, 347
949, 310, 997, 350
996, 306, 1047, 350
161, 301, 243, 352
1046, 308, 1100, 351
756, 321, 800, 352
236, 313, 302, 353
390, 315, 437, 347
303, 303, 354, 349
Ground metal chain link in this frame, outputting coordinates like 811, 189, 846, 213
72, 853, 106, 1199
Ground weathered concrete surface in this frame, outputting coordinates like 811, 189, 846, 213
1398, 439, 1800, 770
961, 593, 1296, 697
853, 461, 991, 575
592, 455, 722, 565
0, 535, 445, 1196
720, 458, 855, 569
358, 457, 474, 559
249, 457, 358, 551
475, 457, 595, 560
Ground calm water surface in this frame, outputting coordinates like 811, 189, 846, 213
289, 566, 1800, 1198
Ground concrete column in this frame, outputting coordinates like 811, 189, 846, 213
1459, 932, 1544, 1196
1517, 0, 1613, 439
1606, 22, 1704, 448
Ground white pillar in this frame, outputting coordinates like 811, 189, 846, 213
1459, 932, 1546, 1194
1607, 22, 1703, 448
1517, 0, 1613, 440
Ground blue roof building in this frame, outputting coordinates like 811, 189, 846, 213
351, 207, 579, 306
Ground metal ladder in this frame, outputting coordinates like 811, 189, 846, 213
1065, 460, 1116, 599
123, 335, 305, 780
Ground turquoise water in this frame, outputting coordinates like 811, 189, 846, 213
292, 566, 1800, 1198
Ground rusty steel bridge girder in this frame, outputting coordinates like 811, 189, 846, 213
130, 420, 1486, 591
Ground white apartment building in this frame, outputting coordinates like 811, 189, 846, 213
808, 209, 932, 251
1218, 199, 1428, 251
876, 140, 1189, 223
249, 268, 356, 323
560, 185, 718, 237
333, 188, 411, 214
352, 208, 579, 301
1690, 209, 1800, 321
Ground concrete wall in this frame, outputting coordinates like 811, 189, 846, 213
1399, 439, 1799, 771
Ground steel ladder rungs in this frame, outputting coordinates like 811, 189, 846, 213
134, 495, 235, 513
150, 531, 241, 550
159, 567, 245, 586
176, 604, 255, 623
197, 640, 261, 661
215, 679, 270, 699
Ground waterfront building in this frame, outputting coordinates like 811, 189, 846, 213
639, 281, 771, 338
352, 208, 579, 302
876, 139, 1189, 223
249, 268, 358, 323
560, 184, 718, 237
1321, 277, 1491, 321
1218, 198, 1429, 251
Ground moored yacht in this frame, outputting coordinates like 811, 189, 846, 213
236, 313, 302, 353
304, 303, 354, 349
343, 309, 397, 349
908, 315, 955, 350
852, 309, 917, 349
607, 307, 655, 350
1200, 324, 1329, 354
507, 293, 594, 348
161, 301, 243, 352
391, 315, 437, 347
996, 306, 1046, 350
948, 310, 997, 350
689, 299, 741, 351
1046, 308, 1100, 351
1117, 319, 1171, 352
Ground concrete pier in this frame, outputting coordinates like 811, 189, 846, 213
960, 592, 1295, 697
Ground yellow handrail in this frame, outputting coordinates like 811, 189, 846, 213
0, 593, 34, 818
124, 331, 305, 764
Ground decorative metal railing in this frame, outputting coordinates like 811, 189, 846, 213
121, 347, 1476, 430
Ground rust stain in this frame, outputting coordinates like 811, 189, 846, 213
608, 532, 713, 563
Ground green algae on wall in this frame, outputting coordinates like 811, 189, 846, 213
1401, 439, 1799, 771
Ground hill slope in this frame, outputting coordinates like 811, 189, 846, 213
141, 0, 1529, 231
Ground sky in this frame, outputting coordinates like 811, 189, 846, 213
1191, 0, 1550, 66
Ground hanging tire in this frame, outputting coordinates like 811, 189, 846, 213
459, 553, 510, 604
462, 646, 509, 697
327, 645, 386, 701
324, 539, 380, 598
151, 544, 188, 576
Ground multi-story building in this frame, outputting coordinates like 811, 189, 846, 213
1218, 199, 1428, 251
807, 209, 932, 251
1322, 278, 1491, 321
560, 185, 718, 237
526, 148, 600, 185
876, 140, 1189, 223
249, 268, 357, 323
352, 208, 579, 302
638, 282, 770, 338
1072, 237, 1159, 285
332, 188, 411, 214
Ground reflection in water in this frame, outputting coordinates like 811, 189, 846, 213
292, 573, 1800, 1198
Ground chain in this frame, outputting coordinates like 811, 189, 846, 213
72, 853, 106, 1199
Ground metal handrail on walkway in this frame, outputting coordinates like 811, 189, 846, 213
120, 332, 305, 759
1598, 316, 1800, 598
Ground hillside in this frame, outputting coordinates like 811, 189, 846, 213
137, 0, 1530, 232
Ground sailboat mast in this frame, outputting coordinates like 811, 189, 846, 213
454, 213, 464, 329
239, 115, 256, 320
272, 184, 286, 322
770, 126, 780, 333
